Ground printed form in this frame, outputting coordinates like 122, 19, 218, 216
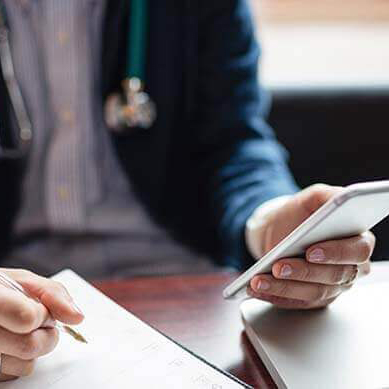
2, 270, 249, 389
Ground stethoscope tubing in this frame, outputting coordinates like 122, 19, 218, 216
0, 0, 153, 158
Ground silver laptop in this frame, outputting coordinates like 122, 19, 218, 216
240, 262, 389, 389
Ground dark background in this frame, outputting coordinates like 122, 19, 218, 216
269, 89, 389, 260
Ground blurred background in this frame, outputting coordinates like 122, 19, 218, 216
249, 0, 389, 259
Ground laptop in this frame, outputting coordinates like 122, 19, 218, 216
240, 262, 389, 389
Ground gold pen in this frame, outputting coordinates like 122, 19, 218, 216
0, 272, 87, 344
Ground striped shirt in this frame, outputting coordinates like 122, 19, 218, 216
2, 0, 215, 277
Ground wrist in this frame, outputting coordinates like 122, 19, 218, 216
245, 195, 291, 260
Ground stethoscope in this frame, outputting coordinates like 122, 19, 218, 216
0, 0, 155, 158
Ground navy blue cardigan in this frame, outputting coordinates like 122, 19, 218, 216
0, 0, 298, 269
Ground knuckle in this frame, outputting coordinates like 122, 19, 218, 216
331, 267, 346, 285
304, 185, 331, 214
49, 280, 69, 299
360, 239, 373, 262
301, 262, 313, 281
13, 305, 38, 333
278, 282, 290, 298
315, 285, 328, 301
51, 280, 65, 293
336, 240, 345, 263
310, 184, 331, 201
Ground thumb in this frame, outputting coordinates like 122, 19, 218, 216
263, 184, 343, 253
2, 269, 84, 325
295, 184, 343, 218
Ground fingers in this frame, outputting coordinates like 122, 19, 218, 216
0, 269, 76, 381
1, 269, 84, 325
246, 289, 337, 310
0, 327, 56, 381
249, 274, 350, 303
0, 356, 35, 378
248, 183, 376, 311
0, 373, 17, 382
0, 327, 59, 360
0, 287, 52, 334
250, 229, 375, 310
306, 231, 375, 265
272, 259, 358, 285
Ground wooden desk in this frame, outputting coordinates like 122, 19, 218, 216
93, 273, 275, 389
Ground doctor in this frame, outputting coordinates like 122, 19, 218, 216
0, 0, 375, 381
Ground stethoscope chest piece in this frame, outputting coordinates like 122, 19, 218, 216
105, 77, 156, 132
105, 0, 156, 134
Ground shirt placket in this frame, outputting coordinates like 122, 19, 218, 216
44, 0, 88, 231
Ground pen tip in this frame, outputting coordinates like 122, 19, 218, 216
63, 325, 88, 344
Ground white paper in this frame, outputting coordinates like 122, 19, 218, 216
2, 270, 246, 389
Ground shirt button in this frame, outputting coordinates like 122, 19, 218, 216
60, 109, 75, 126
57, 31, 69, 46
57, 186, 70, 201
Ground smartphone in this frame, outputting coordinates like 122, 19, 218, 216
223, 180, 389, 300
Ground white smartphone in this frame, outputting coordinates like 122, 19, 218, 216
223, 180, 389, 300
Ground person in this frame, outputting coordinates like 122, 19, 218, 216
0, 0, 375, 381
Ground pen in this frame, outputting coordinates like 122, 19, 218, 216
0, 271, 87, 344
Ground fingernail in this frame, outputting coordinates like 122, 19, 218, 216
255, 279, 270, 291
309, 248, 325, 262
280, 264, 292, 277
71, 302, 84, 316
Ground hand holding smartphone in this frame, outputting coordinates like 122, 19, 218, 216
223, 180, 389, 300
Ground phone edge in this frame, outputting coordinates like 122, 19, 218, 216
223, 181, 389, 300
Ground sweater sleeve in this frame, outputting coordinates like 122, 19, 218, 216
193, 0, 299, 269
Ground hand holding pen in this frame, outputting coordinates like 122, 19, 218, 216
0, 269, 85, 382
